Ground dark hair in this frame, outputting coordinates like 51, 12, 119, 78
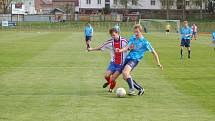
109, 28, 118, 34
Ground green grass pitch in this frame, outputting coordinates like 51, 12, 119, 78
0, 31, 215, 121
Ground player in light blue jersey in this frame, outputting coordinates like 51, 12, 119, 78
180, 21, 193, 59
114, 23, 120, 33
84, 23, 94, 49
212, 32, 215, 51
116, 24, 163, 96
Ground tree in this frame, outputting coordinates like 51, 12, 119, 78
176, 0, 186, 20
189, 0, 208, 19
208, 0, 215, 13
160, 0, 175, 19
1, 0, 12, 14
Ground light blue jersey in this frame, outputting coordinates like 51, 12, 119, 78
114, 24, 120, 32
212, 32, 215, 46
181, 26, 192, 40
85, 26, 93, 37
212, 32, 215, 41
126, 35, 154, 61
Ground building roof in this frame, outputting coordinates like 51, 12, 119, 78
41, 0, 52, 4
50, 8, 65, 14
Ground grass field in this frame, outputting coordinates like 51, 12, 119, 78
0, 31, 215, 121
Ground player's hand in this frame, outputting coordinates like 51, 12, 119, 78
129, 44, 134, 50
115, 48, 121, 52
157, 64, 163, 70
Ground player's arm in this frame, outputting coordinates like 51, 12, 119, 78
88, 40, 110, 51
151, 50, 163, 70
88, 44, 103, 51
116, 45, 129, 52
91, 28, 94, 36
186, 29, 193, 37
116, 38, 133, 52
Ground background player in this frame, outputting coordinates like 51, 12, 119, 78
116, 24, 163, 96
114, 23, 120, 33
87, 28, 127, 92
84, 23, 94, 49
165, 23, 171, 35
212, 32, 215, 51
192, 24, 198, 40
180, 21, 193, 59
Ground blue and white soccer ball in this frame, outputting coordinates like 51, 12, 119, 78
116, 88, 126, 97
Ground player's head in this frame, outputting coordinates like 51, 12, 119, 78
184, 21, 188, 27
109, 28, 119, 40
86, 22, 91, 27
133, 24, 143, 36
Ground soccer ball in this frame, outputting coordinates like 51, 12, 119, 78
116, 88, 126, 97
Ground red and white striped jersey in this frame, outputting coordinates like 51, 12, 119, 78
101, 36, 128, 65
192, 25, 198, 32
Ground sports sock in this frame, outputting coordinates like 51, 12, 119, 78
188, 50, 191, 58
105, 77, 112, 84
87, 43, 90, 48
127, 78, 134, 90
133, 80, 143, 90
180, 49, 183, 58
110, 81, 116, 89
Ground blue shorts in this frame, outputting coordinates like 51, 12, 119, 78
85, 36, 92, 41
181, 39, 191, 47
213, 41, 215, 46
123, 59, 139, 70
107, 62, 123, 73
192, 32, 197, 36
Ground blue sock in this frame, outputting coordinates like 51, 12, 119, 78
127, 78, 134, 90
133, 80, 143, 90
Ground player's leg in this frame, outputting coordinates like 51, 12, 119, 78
86, 36, 91, 49
194, 33, 197, 40
122, 65, 135, 95
213, 42, 215, 51
180, 39, 185, 59
180, 46, 184, 59
109, 71, 121, 92
187, 47, 191, 59
109, 64, 124, 92
122, 59, 140, 96
186, 39, 191, 59
103, 70, 113, 88
133, 79, 144, 95
103, 62, 115, 88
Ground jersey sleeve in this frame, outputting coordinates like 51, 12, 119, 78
128, 36, 134, 47
100, 40, 112, 51
145, 41, 154, 52
122, 39, 128, 48
212, 32, 215, 41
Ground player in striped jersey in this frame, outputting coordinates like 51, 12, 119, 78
87, 28, 128, 92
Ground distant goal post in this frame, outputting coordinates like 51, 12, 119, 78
138, 19, 180, 33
